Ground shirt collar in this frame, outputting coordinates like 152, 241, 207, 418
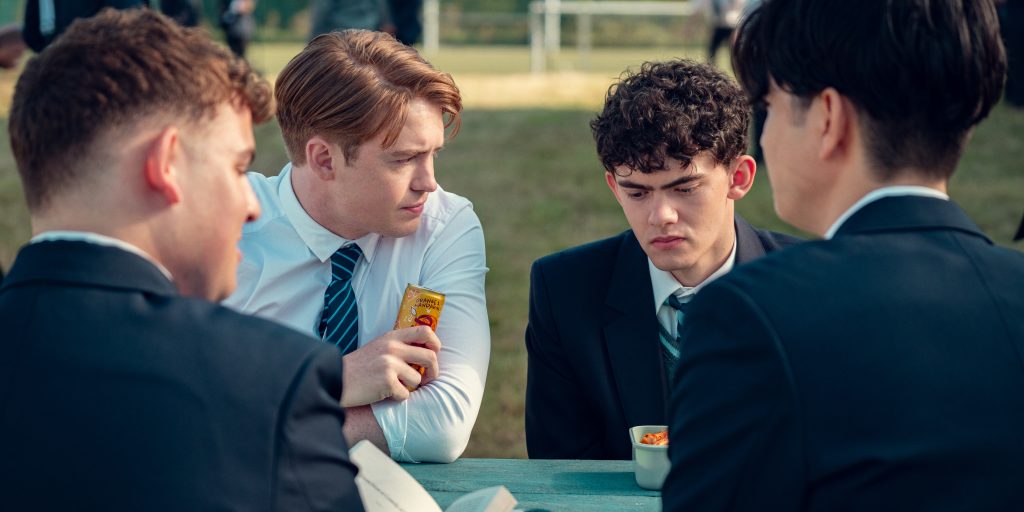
30, 230, 173, 280
649, 238, 737, 313
277, 163, 380, 263
825, 185, 949, 239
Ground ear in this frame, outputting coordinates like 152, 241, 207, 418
605, 171, 625, 206
816, 87, 853, 162
306, 136, 339, 181
725, 155, 756, 200
143, 126, 182, 205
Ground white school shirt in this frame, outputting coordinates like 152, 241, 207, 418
824, 186, 950, 239
649, 240, 737, 348
224, 164, 491, 463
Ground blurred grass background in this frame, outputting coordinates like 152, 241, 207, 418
1, 40, 1022, 459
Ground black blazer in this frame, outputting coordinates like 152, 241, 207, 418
664, 196, 1024, 511
0, 241, 364, 511
525, 216, 800, 460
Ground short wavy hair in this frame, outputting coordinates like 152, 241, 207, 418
275, 30, 462, 165
9, 8, 273, 211
591, 59, 750, 175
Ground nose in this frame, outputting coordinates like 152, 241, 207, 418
243, 178, 261, 223
647, 194, 677, 227
411, 154, 438, 193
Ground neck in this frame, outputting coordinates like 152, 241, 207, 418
808, 167, 947, 237
290, 163, 368, 240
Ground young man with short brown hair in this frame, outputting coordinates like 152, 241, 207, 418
226, 30, 490, 463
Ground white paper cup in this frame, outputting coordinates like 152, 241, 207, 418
629, 425, 670, 490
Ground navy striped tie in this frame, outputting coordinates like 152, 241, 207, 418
658, 294, 690, 379
318, 244, 362, 355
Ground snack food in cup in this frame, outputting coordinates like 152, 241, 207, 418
393, 284, 445, 391
629, 425, 670, 490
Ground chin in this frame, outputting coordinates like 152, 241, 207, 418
385, 220, 422, 238
649, 254, 694, 274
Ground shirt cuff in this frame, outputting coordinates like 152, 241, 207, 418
371, 398, 414, 462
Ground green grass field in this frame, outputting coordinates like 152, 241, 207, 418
1, 44, 1022, 458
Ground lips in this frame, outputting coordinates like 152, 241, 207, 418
649, 235, 685, 250
402, 202, 425, 214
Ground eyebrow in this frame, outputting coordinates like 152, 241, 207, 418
389, 145, 444, 158
617, 174, 703, 191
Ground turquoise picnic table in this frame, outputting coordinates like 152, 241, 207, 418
401, 458, 661, 511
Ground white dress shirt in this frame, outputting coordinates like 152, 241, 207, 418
824, 186, 950, 239
30, 231, 172, 279
649, 240, 737, 350
224, 164, 491, 463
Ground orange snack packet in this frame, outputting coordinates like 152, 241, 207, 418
393, 284, 445, 391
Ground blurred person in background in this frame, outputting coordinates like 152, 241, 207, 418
997, 0, 1024, 106
159, 0, 201, 26
309, 0, 395, 40
705, 0, 746, 62
0, 23, 26, 68
0, 9, 363, 510
662, 0, 1024, 510
22, 0, 147, 52
225, 30, 490, 464
388, 0, 422, 45
220, 0, 256, 58
525, 59, 799, 461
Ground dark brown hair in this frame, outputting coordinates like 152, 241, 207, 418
8, 8, 273, 211
591, 59, 751, 175
275, 29, 461, 165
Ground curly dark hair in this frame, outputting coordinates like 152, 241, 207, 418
591, 59, 750, 175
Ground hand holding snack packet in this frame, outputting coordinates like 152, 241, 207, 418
394, 284, 446, 391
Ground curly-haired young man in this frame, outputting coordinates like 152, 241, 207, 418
524, 59, 800, 460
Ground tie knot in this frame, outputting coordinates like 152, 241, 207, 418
330, 244, 362, 280
666, 293, 690, 313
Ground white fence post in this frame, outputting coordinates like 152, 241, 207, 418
530, 2, 546, 73
423, 0, 440, 54
544, 0, 561, 57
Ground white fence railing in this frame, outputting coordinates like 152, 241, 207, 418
529, 1, 699, 72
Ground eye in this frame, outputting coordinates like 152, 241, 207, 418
675, 185, 698, 195
626, 190, 648, 200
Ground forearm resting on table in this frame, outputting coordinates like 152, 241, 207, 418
343, 405, 388, 454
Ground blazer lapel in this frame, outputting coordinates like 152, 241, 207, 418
603, 231, 667, 427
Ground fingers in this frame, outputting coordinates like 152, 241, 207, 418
392, 325, 442, 352
399, 345, 440, 384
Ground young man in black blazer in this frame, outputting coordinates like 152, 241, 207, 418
0, 10, 363, 511
663, 0, 1024, 510
525, 59, 800, 460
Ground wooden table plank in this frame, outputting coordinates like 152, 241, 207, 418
402, 458, 660, 511
427, 491, 661, 511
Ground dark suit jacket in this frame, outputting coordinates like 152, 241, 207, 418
0, 241, 364, 511
525, 216, 801, 460
664, 196, 1024, 511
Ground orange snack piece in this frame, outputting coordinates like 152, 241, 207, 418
640, 430, 668, 446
